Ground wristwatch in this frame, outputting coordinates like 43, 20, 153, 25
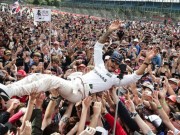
143, 62, 149, 66
130, 112, 138, 119
50, 96, 61, 101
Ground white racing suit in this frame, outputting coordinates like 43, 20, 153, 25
4, 73, 89, 103
2, 42, 142, 103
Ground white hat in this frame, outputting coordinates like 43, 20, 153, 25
96, 126, 108, 135
105, 55, 110, 60
142, 82, 154, 91
133, 38, 139, 42
168, 78, 179, 84
125, 58, 130, 61
145, 115, 162, 128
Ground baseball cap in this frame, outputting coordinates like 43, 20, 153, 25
17, 70, 27, 77
96, 126, 108, 135
142, 82, 154, 91
145, 115, 162, 128
33, 52, 41, 57
110, 51, 123, 65
125, 58, 130, 62
167, 95, 177, 103
4, 50, 12, 56
133, 38, 139, 42
105, 55, 110, 60
168, 78, 179, 85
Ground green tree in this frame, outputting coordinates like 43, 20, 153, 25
33, 0, 40, 5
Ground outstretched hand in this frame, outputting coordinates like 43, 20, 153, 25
108, 20, 122, 32
82, 96, 92, 110
145, 47, 156, 60
125, 99, 136, 113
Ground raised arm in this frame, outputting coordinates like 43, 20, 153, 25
77, 96, 92, 135
42, 89, 59, 130
59, 102, 74, 134
98, 20, 121, 44
152, 91, 178, 133
89, 102, 102, 128
135, 48, 156, 75
21, 91, 38, 130
94, 20, 122, 67
125, 99, 153, 135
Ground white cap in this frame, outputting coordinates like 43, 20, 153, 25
142, 82, 154, 91
133, 38, 139, 42
105, 55, 110, 60
169, 78, 179, 84
96, 126, 108, 135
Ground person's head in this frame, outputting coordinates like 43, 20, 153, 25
167, 95, 177, 106
43, 123, 60, 135
4, 50, 12, 60
133, 38, 139, 45
142, 82, 154, 95
52, 56, 60, 67
30, 65, 37, 73
63, 116, 79, 134
124, 58, 131, 66
50, 67, 58, 76
33, 52, 41, 64
77, 64, 86, 72
168, 78, 179, 90
163, 61, 169, 69
54, 41, 59, 49
0, 47, 5, 57
155, 47, 161, 55
105, 51, 123, 72
16, 70, 27, 80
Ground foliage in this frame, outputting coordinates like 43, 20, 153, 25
28, 0, 61, 6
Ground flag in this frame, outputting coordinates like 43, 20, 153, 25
12, 1, 21, 14
33, 9, 51, 22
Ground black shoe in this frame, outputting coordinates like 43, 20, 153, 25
0, 87, 10, 101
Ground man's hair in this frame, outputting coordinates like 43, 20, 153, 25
43, 123, 60, 135
156, 47, 161, 53
52, 56, 60, 64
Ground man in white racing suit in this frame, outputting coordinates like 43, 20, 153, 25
0, 21, 156, 103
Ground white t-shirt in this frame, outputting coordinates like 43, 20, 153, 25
50, 48, 62, 56
81, 42, 142, 93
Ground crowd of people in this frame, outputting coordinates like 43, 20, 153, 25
0, 4, 180, 135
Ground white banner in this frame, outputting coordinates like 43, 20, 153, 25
33, 9, 51, 22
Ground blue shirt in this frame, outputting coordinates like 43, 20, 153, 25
135, 44, 141, 55
152, 54, 162, 67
